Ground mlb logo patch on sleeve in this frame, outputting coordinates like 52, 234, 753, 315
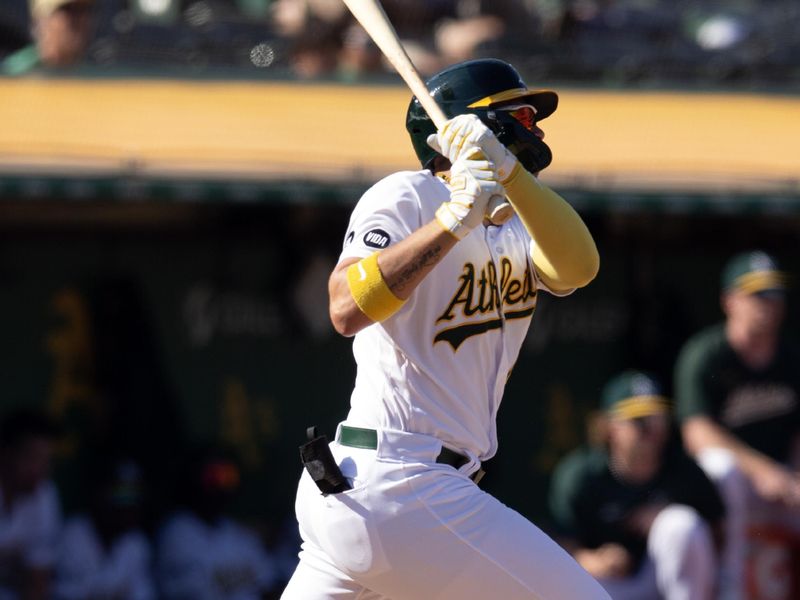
363, 229, 391, 249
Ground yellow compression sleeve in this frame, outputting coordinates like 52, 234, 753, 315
346, 251, 406, 322
502, 163, 600, 291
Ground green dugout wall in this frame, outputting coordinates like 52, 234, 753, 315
1, 198, 798, 531
1, 78, 799, 530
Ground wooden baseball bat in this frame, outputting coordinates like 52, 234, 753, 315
340, 0, 513, 224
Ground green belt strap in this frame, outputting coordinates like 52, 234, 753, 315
339, 425, 378, 449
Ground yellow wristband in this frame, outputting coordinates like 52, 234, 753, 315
346, 252, 406, 322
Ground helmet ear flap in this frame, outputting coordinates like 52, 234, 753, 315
486, 110, 553, 174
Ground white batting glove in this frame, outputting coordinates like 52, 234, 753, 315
436, 156, 505, 240
427, 114, 519, 182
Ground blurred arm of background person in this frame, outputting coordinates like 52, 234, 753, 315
682, 416, 800, 505
434, 0, 540, 65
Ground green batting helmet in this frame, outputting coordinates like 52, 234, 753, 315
406, 59, 558, 172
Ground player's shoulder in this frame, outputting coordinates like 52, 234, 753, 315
552, 445, 607, 490
352, 169, 442, 221
368, 169, 439, 195
677, 323, 727, 366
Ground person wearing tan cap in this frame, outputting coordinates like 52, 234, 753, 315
1, 0, 94, 75
549, 370, 724, 600
674, 250, 800, 599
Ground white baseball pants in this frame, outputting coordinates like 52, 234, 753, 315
282, 426, 610, 600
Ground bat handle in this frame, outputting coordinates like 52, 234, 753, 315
487, 196, 514, 225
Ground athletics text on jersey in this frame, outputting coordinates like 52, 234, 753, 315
338, 170, 567, 460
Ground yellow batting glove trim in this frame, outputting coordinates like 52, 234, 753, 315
435, 204, 466, 240
346, 252, 406, 323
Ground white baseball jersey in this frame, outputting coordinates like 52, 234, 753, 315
54, 516, 155, 600
285, 168, 611, 600
0, 480, 61, 600
339, 169, 569, 461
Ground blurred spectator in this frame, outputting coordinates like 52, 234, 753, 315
54, 457, 155, 600
1, 0, 95, 76
155, 445, 280, 600
271, 0, 518, 79
549, 370, 724, 600
0, 409, 62, 600
271, 0, 352, 78
434, 0, 540, 66
674, 250, 800, 597
267, 515, 300, 591
379, 0, 500, 74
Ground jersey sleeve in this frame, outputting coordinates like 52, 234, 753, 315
673, 332, 715, 422
338, 172, 423, 263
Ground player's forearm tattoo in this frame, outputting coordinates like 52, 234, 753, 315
390, 244, 443, 294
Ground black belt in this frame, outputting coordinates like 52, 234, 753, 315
338, 425, 485, 484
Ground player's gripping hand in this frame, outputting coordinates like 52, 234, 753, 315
436, 155, 505, 240
427, 114, 519, 182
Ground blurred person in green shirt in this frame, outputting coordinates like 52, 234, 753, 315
549, 370, 724, 600
674, 250, 800, 599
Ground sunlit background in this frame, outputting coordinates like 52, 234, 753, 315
1, 0, 799, 596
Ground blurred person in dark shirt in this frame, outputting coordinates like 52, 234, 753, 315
0, 409, 62, 600
156, 445, 280, 600
54, 457, 155, 600
1, 0, 94, 75
549, 371, 724, 600
674, 250, 800, 598
271, 0, 514, 79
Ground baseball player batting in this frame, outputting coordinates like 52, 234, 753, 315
282, 59, 609, 599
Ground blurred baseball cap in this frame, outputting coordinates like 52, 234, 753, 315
721, 250, 788, 296
602, 370, 670, 420
30, 0, 93, 18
